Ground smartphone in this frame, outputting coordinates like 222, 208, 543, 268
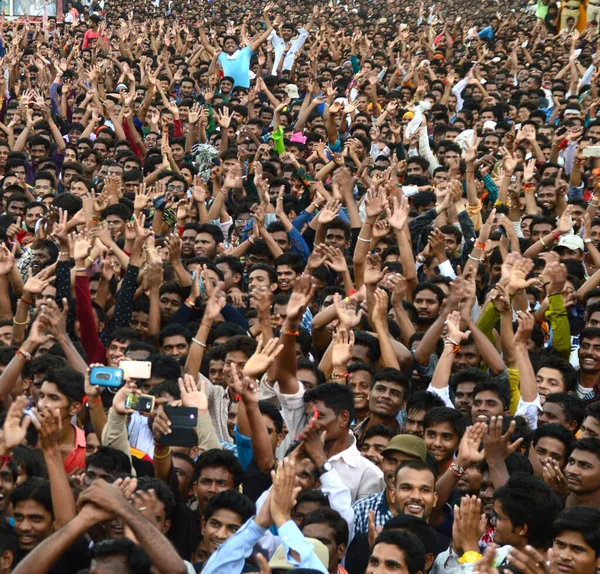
160, 406, 198, 447
125, 393, 155, 413
198, 272, 206, 298
90, 366, 124, 388
120, 360, 152, 380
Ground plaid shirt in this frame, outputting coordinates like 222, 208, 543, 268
352, 489, 393, 535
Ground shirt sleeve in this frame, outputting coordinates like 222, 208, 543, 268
109, 264, 139, 333
546, 293, 571, 360
201, 518, 267, 574
74, 274, 107, 364
320, 468, 355, 543
278, 520, 329, 573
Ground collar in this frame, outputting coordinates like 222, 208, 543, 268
73, 424, 87, 448
225, 49, 241, 60
328, 433, 361, 467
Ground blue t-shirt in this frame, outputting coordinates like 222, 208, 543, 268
218, 46, 255, 88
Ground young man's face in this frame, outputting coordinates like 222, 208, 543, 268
106, 338, 130, 367
302, 522, 343, 573
222, 350, 249, 387
366, 543, 412, 574
348, 370, 372, 414
565, 449, 600, 496
324, 227, 349, 251
413, 289, 440, 321
161, 335, 190, 359
248, 269, 275, 291
578, 337, 600, 373
13, 499, 54, 551
380, 451, 416, 491
534, 436, 567, 468
579, 415, 600, 439
453, 344, 481, 373
194, 466, 235, 512
37, 381, 77, 420
360, 434, 391, 468
538, 402, 573, 431
368, 380, 406, 419
536, 367, 566, 403
276, 264, 297, 292
159, 292, 182, 322
202, 508, 243, 555
424, 422, 459, 464
25, 206, 45, 232
392, 466, 438, 520
453, 381, 475, 419
471, 391, 505, 422
404, 408, 427, 438
0, 464, 15, 515
194, 233, 217, 258
552, 530, 600, 574
492, 500, 522, 547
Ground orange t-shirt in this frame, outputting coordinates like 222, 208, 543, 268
63, 424, 86, 473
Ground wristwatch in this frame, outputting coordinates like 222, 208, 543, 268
315, 461, 333, 477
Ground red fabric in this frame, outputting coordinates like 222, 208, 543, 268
174, 119, 184, 138
74, 274, 106, 364
122, 119, 143, 160
63, 424, 86, 473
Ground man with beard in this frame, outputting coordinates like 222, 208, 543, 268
412, 282, 443, 331
392, 460, 438, 522
565, 438, 600, 509
352, 435, 428, 535
181, 224, 199, 264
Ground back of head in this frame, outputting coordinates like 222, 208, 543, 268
91, 538, 152, 574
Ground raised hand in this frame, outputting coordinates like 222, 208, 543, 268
483, 415, 523, 457
445, 310, 471, 344
243, 337, 284, 379
270, 458, 302, 527
286, 275, 316, 322
371, 287, 390, 325
178, 374, 208, 414
332, 327, 355, 368
0, 242, 16, 276
386, 195, 409, 231
203, 281, 226, 322
363, 253, 387, 286
1, 396, 32, 450
364, 187, 388, 220
507, 256, 538, 295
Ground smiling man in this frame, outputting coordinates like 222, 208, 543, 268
392, 460, 438, 522
576, 328, 600, 404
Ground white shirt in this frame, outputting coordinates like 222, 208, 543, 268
268, 28, 309, 75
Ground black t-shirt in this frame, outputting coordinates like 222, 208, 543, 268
242, 459, 273, 503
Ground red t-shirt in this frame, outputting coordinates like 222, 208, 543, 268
63, 424, 86, 473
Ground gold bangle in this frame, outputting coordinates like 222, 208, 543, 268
12, 318, 28, 325
154, 447, 172, 459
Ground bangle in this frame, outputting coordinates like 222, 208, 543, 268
192, 337, 207, 348
16, 348, 31, 361
220, 188, 228, 195
60, 251, 69, 257
450, 460, 466, 477
552, 230, 560, 241
20, 298, 31, 306
284, 329, 299, 336
89, 215, 100, 223
585, 238, 593, 244
153, 447, 172, 459
468, 254, 483, 262
444, 336, 459, 346
87, 396, 102, 408
201, 322, 212, 329
475, 241, 486, 250
248, 236, 255, 244
13, 318, 28, 326
75, 267, 87, 273
185, 298, 195, 307
331, 371, 348, 380
357, 236, 371, 243
539, 237, 547, 248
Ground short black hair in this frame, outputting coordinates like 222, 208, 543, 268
43, 366, 85, 405
372, 530, 426, 574
220, 335, 258, 360
494, 473, 562, 548
372, 368, 410, 394
91, 538, 152, 574
302, 507, 349, 547
304, 383, 355, 425
553, 506, 600, 556
10, 477, 53, 517
545, 392, 586, 431
203, 489, 255, 523
86, 446, 132, 475
258, 400, 284, 434
136, 477, 177, 520
406, 391, 446, 413
0, 522, 18, 557
353, 331, 381, 365
193, 449, 244, 486
533, 423, 574, 459
422, 407, 467, 441
473, 378, 511, 410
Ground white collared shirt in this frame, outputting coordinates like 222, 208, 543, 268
268, 28, 309, 75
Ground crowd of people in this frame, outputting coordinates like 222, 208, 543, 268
0, 0, 600, 572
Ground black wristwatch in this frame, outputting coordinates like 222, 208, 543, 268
315, 461, 333, 477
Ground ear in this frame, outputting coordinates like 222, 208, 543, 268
163, 519, 171, 534
337, 543, 347, 562
432, 490, 439, 509
567, 419, 579, 433
22, 377, 32, 395
269, 282, 278, 292
200, 516, 205, 531
189, 445, 200, 460
425, 554, 435, 572
233, 273, 242, 286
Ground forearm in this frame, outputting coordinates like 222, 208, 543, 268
499, 310, 516, 369
183, 321, 211, 379
55, 332, 88, 377
374, 321, 400, 369
122, 506, 187, 574
273, 320, 300, 395
43, 447, 76, 527
430, 346, 454, 390
13, 513, 92, 574
465, 320, 505, 375
0, 276, 13, 320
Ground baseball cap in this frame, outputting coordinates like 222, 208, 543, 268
555, 234, 584, 252
269, 539, 328, 570
380, 435, 427, 461
284, 84, 300, 99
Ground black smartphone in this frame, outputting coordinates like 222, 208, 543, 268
160, 406, 198, 447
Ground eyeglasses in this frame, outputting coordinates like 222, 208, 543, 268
167, 184, 185, 192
